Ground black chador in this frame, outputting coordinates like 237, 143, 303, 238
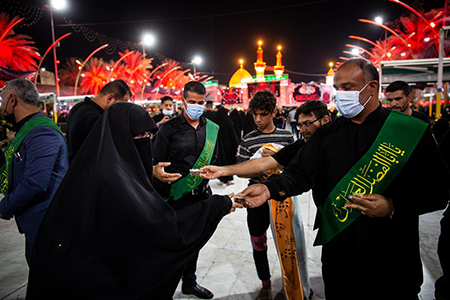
26, 102, 231, 300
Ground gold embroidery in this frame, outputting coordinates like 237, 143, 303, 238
331, 141, 405, 222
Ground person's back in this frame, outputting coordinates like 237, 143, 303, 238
66, 79, 131, 164
66, 97, 103, 163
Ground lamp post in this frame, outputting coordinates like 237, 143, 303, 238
375, 16, 388, 56
140, 33, 156, 58
191, 56, 202, 79
44, 0, 68, 98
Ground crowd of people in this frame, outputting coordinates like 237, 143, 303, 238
0, 58, 449, 300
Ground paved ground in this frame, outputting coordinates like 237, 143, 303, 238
0, 176, 445, 299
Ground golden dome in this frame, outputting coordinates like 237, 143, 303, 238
229, 60, 253, 88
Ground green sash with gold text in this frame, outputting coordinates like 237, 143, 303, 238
0, 117, 64, 196
165, 119, 219, 202
314, 110, 428, 246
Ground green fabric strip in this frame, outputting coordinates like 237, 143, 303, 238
314, 110, 428, 246
0, 117, 64, 196
165, 119, 219, 202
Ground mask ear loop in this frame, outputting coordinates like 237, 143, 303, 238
362, 95, 372, 107
360, 81, 373, 107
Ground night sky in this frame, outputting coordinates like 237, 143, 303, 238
3, 0, 446, 84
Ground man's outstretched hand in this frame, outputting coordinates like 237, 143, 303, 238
153, 162, 182, 183
200, 165, 223, 180
236, 184, 271, 209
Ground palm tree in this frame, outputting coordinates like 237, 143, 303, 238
366, 7, 449, 66
79, 57, 108, 95
153, 59, 189, 90
0, 13, 41, 71
59, 57, 82, 86
117, 50, 153, 97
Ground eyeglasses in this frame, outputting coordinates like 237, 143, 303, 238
296, 117, 322, 130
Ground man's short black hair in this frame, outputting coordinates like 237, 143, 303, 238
183, 81, 206, 99
339, 58, 379, 83
98, 79, 132, 100
160, 96, 173, 105
249, 90, 277, 114
295, 100, 330, 120
386, 81, 410, 96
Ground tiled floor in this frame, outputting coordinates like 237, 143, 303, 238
0, 177, 445, 299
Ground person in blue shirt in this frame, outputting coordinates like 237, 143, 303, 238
0, 79, 68, 264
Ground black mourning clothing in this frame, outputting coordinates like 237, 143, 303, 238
66, 97, 104, 164
152, 113, 219, 288
26, 102, 231, 299
264, 104, 450, 300
271, 139, 306, 167
153, 113, 218, 200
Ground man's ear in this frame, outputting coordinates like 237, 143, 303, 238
272, 108, 278, 117
407, 92, 413, 102
105, 94, 115, 105
368, 80, 379, 94
322, 115, 331, 125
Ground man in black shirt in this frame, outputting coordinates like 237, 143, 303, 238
200, 101, 330, 299
239, 59, 450, 300
153, 81, 221, 299
66, 79, 131, 164
386, 80, 429, 123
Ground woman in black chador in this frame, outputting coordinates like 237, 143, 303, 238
26, 102, 233, 300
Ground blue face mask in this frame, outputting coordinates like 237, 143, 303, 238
335, 81, 372, 118
184, 103, 204, 120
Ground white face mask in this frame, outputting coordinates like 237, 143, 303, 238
162, 109, 174, 116
335, 81, 372, 118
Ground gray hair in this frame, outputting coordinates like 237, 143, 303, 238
5, 79, 40, 107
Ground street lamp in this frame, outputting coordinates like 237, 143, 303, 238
351, 48, 360, 56
44, 0, 68, 99
50, 0, 67, 10
141, 33, 156, 57
375, 16, 383, 25
191, 56, 202, 77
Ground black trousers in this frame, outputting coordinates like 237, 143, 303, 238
168, 185, 212, 288
247, 201, 271, 281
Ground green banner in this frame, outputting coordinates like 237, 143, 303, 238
0, 117, 64, 196
165, 119, 219, 202
314, 110, 428, 246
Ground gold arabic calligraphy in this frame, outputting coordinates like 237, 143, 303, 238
332, 142, 405, 222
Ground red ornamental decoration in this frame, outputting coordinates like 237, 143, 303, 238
293, 83, 320, 102
222, 88, 241, 104
247, 82, 281, 98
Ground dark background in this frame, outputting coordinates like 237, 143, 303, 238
2, 0, 445, 84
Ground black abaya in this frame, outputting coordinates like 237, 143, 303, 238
26, 102, 232, 300
215, 107, 239, 183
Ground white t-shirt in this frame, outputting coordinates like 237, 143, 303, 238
289, 110, 297, 122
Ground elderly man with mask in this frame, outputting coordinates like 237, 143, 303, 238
0, 79, 68, 265
238, 59, 450, 300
